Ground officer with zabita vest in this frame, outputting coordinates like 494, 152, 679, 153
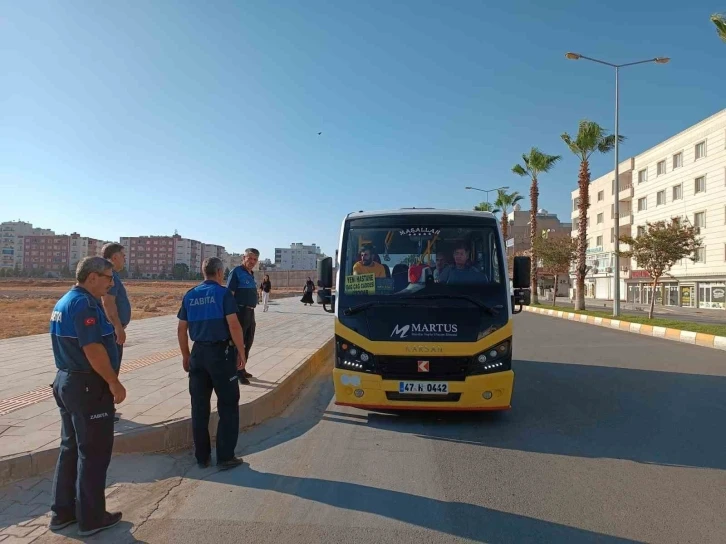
178, 257, 246, 470
48, 256, 126, 537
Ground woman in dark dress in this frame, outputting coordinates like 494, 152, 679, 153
301, 277, 316, 306
260, 274, 272, 312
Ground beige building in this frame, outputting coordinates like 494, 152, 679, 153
0, 221, 55, 270
570, 108, 726, 309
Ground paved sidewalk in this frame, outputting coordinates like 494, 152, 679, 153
0, 297, 334, 487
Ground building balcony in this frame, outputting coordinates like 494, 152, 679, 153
618, 181, 633, 200
618, 213, 634, 227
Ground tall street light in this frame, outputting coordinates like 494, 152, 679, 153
565, 52, 669, 317
465, 185, 509, 203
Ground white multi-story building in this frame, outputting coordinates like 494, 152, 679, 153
571, 108, 726, 310
202, 244, 226, 271
0, 221, 55, 270
274, 243, 324, 270
173, 235, 203, 274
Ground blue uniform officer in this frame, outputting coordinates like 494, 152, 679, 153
48, 257, 126, 537
226, 248, 259, 384
178, 257, 246, 470
101, 243, 131, 364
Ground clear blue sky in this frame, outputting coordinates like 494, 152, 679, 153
1, 1, 723, 260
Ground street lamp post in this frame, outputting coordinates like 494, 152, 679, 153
465, 185, 509, 203
565, 52, 669, 317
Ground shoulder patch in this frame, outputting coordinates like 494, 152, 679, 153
84, 317, 97, 326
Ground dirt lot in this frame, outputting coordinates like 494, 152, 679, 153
0, 279, 300, 340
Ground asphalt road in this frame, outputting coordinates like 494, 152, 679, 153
46, 312, 726, 544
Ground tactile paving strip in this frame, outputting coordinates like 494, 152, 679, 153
0, 348, 181, 416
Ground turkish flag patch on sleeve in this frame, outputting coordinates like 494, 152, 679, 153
84, 317, 96, 326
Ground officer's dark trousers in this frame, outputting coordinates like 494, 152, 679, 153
51, 370, 115, 529
235, 307, 256, 377
189, 342, 240, 464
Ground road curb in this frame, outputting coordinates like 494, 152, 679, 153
0, 338, 334, 487
523, 306, 726, 351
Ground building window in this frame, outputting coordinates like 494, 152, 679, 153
637, 197, 647, 211
672, 184, 683, 201
657, 190, 666, 206
586, 238, 591, 249
596, 235, 603, 247
694, 247, 705, 262
695, 141, 706, 160
694, 211, 706, 229
657, 160, 666, 176
597, 213, 604, 224
637, 226, 646, 237
573, 198, 580, 211
638, 169, 647, 184
698, 282, 725, 309
672, 152, 683, 169
611, 228, 615, 243
598, 190, 604, 202
694, 176, 705, 194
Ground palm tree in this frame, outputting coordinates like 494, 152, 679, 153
494, 189, 524, 242
512, 148, 562, 304
473, 202, 501, 213
561, 120, 624, 311
712, 13, 726, 42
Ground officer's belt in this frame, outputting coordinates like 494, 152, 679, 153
194, 340, 232, 346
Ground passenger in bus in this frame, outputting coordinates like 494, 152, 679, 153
437, 243, 488, 284
431, 251, 450, 282
352, 244, 387, 278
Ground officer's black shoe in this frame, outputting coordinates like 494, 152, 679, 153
218, 456, 244, 470
77, 511, 122, 537
243, 370, 253, 378
238, 375, 250, 385
49, 514, 77, 531
197, 458, 211, 469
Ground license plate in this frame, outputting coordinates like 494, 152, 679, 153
398, 381, 449, 394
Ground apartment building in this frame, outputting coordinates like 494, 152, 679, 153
119, 235, 176, 277
119, 234, 224, 277
202, 244, 226, 269
0, 221, 55, 270
570, 108, 726, 310
20, 232, 108, 274
570, 158, 635, 300
274, 243, 324, 270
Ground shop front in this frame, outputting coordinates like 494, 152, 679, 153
626, 271, 725, 310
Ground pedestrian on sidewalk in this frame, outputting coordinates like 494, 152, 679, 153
301, 277, 316, 306
178, 257, 245, 470
101, 242, 130, 423
48, 257, 126, 537
260, 274, 272, 312
101, 243, 131, 366
226, 248, 259, 384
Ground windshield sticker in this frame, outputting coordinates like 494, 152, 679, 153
399, 227, 440, 237
345, 273, 376, 295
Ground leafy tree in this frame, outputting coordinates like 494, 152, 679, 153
172, 263, 190, 280
494, 189, 524, 242
133, 265, 142, 279
473, 202, 500, 213
0, 268, 6, 278
619, 218, 701, 319
712, 13, 726, 42
224, 267, 231, 280
561, 121, 622, 310
512, 148, 562, 304
532, 232, 577, 307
